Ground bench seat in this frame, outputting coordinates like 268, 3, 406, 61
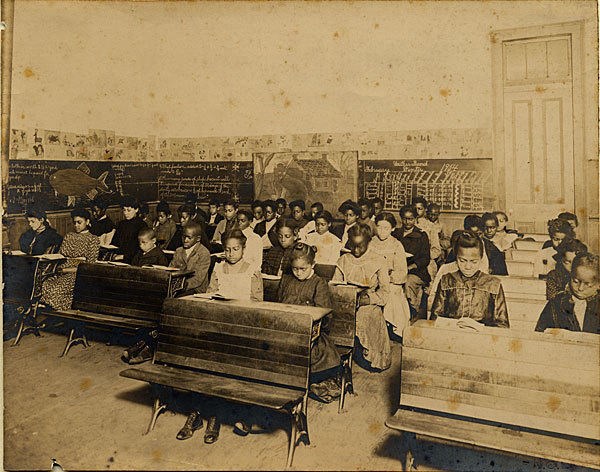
50, 309, 156, 329
386, 408, 599, 470
121, 364, 304, 410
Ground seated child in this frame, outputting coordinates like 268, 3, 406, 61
177, 229, 263, 443
261, 218, 298, 276
205, 197, 224, 241
153, 200, 177, 249
428, 229, 489, 318
357, 198, 377, 235
275, 198, 288, 219
250, 200, 264, 229
558, 211, 579, 238
41, 208, 99, 311
235, 209, 263, 270
413, 197, 442, 269
90, 196, 115, 247
112, 196, 148, 264
545, 239, 587, 300
178, 203, 210, 249
333, 223, 392, 371
139, 202, 153, 228
371, 197, 384, 219
211, 198, 238, 246
253, 199, 278, 249
19, 205, 63, 255
492, 211, 520, 251
536, 218, 575, 276
169, 223, 211, 294
304, 210, 342, 265
289, 199, 310, 230
297, 201, 324, 241
536, 253, 599, 334
370, 212, 411, 337
427, 202, 451, 256
278, 243, 342, 402
331, 200, 360, 248
392, 204, 431, 317
431, 230, 509, 328
131, 228, 169, 267
481, 212, 508, 275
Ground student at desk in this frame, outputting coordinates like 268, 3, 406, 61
169, 223, 211, 294
177, 229, 263, 444
152, 200, 177, 249
19, 206, 63, 255
261, 218, 298, 276
90, 197, 115, 247
536, 253, 599, 334
333, 223, 392, 371
41, 208, 99, 311
430, 230, 509, 328
131, 228, 168, 267
112, 197, 147, 264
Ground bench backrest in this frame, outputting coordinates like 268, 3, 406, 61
400, 320, 600, 440
72, 263, 171, 323
156, 297, 326, 390
328, 284, 359, 348
314, 264, 336, 281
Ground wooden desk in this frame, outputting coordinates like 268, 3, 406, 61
386, 320, 600, 470
121, 297, 331, 467
2, 253, 65, 345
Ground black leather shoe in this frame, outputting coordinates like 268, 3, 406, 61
122, 339, 146, 361
233, 420, 251, 436
176, 411, 203, 440
204, 416, 220, 444
129, 345, 153, 364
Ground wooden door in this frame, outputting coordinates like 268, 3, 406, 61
503, 83, 574, 233
492, 27, 582, 235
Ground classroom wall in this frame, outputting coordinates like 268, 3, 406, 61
9, 1, 596, 137
5, 1, 598, 251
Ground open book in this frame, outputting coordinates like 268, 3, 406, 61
143, 265, 180, 271
36, 253, 66, 260
193, 292, 232, 301
330, 280, 370, 288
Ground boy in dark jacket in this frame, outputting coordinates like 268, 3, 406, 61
131, 228, 169, 267
536, 253, 599, 334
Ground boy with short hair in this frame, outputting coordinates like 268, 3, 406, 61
253, 200, 279, 249
289, 200, 309, 229
298, 201, 324, 240
357, 198, 377, 234
169, 223, 211, 294
371, 197, 384, 219
131, 228, 169, 267
250, 200, 264, 229
536, 253, 599, 333
275, 198, 288, 219
211, 198, 238, 245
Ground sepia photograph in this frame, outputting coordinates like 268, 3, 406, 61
1, 1, 598, 470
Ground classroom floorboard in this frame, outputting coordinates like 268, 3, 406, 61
3, 330, 589, 471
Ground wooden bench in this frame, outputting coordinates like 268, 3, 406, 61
44, 262, 189, 357
328, 283, 359, 412
386, 320, 600, 470
120, 297, 330, 468
506, 248, 538, 263
498, 275, 545, 296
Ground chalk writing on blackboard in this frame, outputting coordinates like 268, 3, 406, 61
358, 159, 493, 213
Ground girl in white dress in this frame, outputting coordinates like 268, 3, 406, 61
369, 212, 411, 338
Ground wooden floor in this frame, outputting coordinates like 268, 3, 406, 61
3, 330, 589, 471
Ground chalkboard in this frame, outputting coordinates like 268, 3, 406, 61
158, 161, 254, 204
358, 159, 493, 213
7, 160, 254, 214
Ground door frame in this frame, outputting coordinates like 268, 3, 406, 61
491, 21, 586, 235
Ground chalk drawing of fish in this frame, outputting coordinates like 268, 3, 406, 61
49, 163, 110, 207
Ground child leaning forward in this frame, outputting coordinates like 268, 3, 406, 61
430, 230, 509, 328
